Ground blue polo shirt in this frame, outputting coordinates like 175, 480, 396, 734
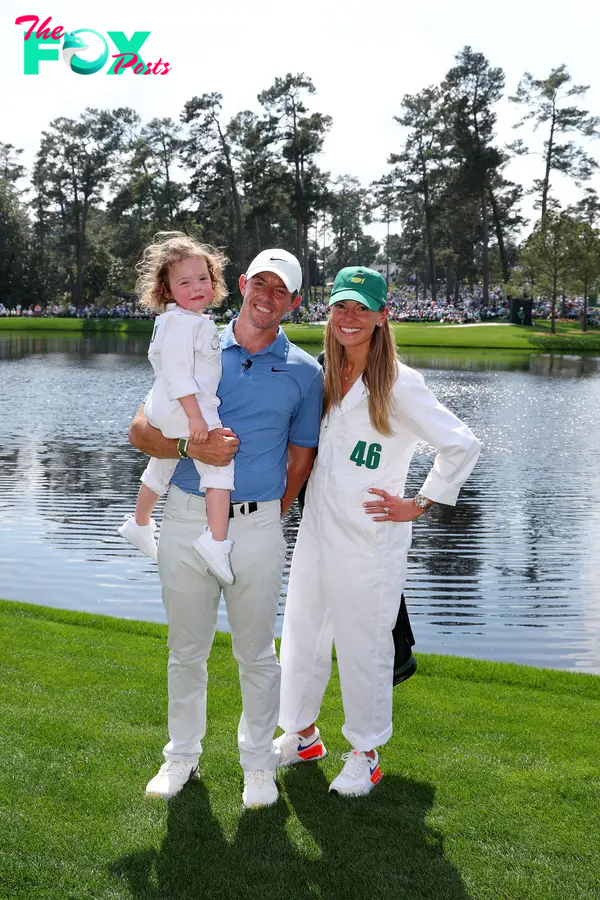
170, 321, 323, 502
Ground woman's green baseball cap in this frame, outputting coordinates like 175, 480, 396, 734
329, 266, 388, 311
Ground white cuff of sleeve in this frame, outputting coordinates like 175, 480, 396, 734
419, 473, 460, 507
167, 380, 200, 400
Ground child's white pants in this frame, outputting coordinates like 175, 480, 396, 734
141, 454, 234, 496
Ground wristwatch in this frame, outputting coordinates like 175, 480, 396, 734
414, 493, 434, 510
177, 438, 190, 459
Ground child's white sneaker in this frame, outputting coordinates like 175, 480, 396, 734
329, 749, 382, 797
192, 526, 234, 584
117, 516, 158, 561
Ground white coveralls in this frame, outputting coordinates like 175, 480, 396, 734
279, 361, 481, 751
142, 304, 234, 493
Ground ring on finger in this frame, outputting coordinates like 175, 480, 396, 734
384, 506, 390, 513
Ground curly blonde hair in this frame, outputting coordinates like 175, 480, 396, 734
136, 232, 228, 313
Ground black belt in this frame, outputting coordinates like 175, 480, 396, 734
229, 501, 258, 519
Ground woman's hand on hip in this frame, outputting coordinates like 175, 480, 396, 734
363, 488, 426, 522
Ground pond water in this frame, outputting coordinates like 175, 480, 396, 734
1, 332, 599, 673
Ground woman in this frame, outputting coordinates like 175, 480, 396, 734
275, 266, 481, 796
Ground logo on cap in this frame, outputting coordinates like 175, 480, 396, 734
351, 276, 366, 284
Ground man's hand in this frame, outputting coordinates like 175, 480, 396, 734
188, 427, 239, 466
129, 405, 239, 466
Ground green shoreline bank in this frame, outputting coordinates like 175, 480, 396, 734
2, 316, 600, 351
1, 598, 598, 900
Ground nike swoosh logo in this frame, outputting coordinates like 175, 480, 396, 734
271, 367, 287, 372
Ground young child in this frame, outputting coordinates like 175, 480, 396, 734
118, 232, 235, 584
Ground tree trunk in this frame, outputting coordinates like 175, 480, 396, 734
489, 187, 510, 283
217, 122, 246, 273
254, 219, 260, 258
481, 184, 489, 307
386, 215, 390, 286
421, 155, 436, 302
583, 276, 588, 332
161, 140, 175, 223
74, 202, 88, 308
423, 200, 436, 302
541, 109, 556, 219
296, 214, 303, 269
446, 259, 455, 302
302, 220, 310, 307
414, 272, 419, 304
321, 214, 326, 303
551, 272, 557, 335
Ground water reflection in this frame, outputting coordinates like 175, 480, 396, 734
400, 347, 600, 376
0, 332, 153, 359
528, 353, 600, 378
0, 333, 599, 673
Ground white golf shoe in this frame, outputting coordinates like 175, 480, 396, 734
145, 760, 199, 799
242, 769, 278, 809
117, 516, 158, 561
192, 526, 234, 584
274, 728, 327, 767
329, 750, 382, 797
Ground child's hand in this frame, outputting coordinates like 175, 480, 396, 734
188, 416, 209, 444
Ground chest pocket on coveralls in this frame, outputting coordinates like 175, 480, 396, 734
335, 425, 388, 492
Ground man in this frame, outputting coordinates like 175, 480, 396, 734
129, 249, 323, 808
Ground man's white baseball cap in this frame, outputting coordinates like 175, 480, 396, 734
245, 249, 302, 293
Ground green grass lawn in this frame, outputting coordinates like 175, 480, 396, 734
3, 317, 600, 351
1, 599, 599, 900
284, 322, 600, 351
0, 317, 154, 334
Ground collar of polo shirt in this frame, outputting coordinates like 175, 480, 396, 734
220, 318, 288, 359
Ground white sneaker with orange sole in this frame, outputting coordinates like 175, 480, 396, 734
329, 749, 382, 797
274, 728, 327, 767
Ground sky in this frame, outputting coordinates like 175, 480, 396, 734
3, 0, 600, 243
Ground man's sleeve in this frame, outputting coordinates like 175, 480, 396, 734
289, 367, 324, 448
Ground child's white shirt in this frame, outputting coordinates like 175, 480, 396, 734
144, 303, 222, 439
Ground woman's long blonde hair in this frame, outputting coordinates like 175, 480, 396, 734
323, 316, 399, 436
136, 231, 228, 313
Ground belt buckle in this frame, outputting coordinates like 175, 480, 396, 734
229, 501, 258, 519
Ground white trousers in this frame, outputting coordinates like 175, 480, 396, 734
157, 486, 286, 772
141, 454, 235, 495
279, 469, 410, 751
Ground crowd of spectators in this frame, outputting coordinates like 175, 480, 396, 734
1, 287, 598, 327
0, 300, 153, 319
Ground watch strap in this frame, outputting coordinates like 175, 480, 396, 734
177, 438, 190, 459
